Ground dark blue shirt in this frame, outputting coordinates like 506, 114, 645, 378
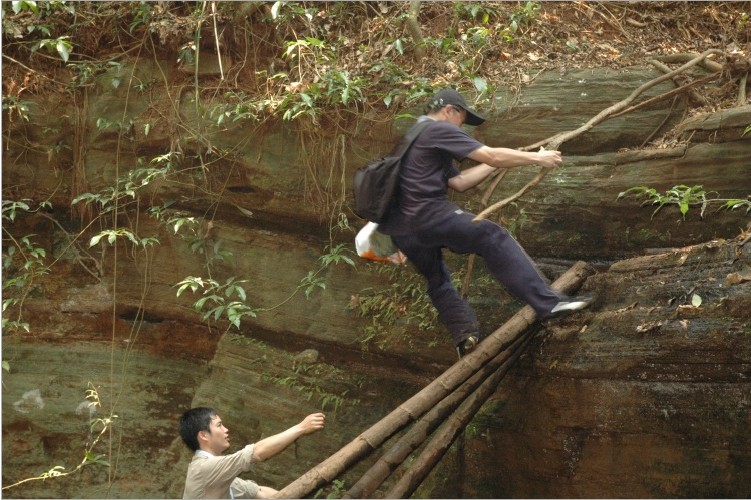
379, 117, 483, 235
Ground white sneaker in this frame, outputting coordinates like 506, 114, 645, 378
546, 295, 593, 319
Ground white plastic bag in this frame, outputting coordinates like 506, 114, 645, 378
355, 222, 407, 265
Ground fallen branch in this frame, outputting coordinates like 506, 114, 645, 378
473, 167, 551, 222
654, 53, 724, 73
737, 72, 748, 106
611, 71, 721, 118
647, 58, 707, 106
613, 145, 688, 166
473, 49, 724, 223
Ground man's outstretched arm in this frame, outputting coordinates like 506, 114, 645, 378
252, 413, 325, 462
469, 145, 563, 170
449, 146, 563, 192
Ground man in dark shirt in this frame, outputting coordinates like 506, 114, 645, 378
378, 88, 591, 357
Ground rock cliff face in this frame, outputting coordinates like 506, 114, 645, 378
461, 238, 751, 499
2, 61, 749, 498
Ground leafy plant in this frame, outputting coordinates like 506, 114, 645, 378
262, 371, 355, 412
464, 26, 491, 47
73, 157, 173, 215
2, 95, 33, 122
314, 478, 348, 499
128, 1, 153, 33
453, 3, 499, 24
175, 276, 258, 331
349, 264, 441, 351
508, 1, 541, 30
321, 69, 365, 106
87, 229, 158, 249
292, 244, 353, 298
30, 35, 72, 62
618, 185, 751, 219
2, 199, 51, 335
1, 384, 116, 492
2, 0, 75, 54
500, 1, 541, 42
269, 1, 316, 24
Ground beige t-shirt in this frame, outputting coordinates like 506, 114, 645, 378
183, 444, 260, 499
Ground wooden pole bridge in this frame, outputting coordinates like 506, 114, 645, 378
274, 261, 594, 499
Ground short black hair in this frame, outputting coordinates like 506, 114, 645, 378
179, 407, 217, 451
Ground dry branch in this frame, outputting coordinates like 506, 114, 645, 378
405, 0, 425, 61
738, 72, 748, 106
654, 53, 724, 73
647, 58, 708, 105
472, 49, 725, 223
611, 71, 721, 118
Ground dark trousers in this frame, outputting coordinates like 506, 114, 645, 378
393, 210, 560, 345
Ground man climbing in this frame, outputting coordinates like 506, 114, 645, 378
179, 407, 325, 498
377, 88, 592, 358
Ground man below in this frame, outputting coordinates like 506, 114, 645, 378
179, 407, 325, 498
378, 88, 592, 358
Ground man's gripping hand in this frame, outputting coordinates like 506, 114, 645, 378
535, 148, 563, 169
299, 413, 325, 435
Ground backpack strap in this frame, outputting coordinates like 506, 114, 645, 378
391, 119, 433, 159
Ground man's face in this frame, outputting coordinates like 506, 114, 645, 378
201, 415, 230, 455
446, 105, 467, 126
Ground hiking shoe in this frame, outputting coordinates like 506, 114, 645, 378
544, 295, 593, 319
456, 335, 480, 359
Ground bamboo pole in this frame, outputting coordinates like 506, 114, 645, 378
273, 261, 594, 499
345, 332, 532, 498
383, 334, 533, 498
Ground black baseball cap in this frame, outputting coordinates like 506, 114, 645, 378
427, 88, 486, 126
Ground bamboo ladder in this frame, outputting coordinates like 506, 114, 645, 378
274, 261, 595, 499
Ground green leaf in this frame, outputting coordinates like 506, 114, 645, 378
56, 39, 70, 62
472, 77, 488, 94
300, 93, 313, 107
271, 1, 282, 19
124, 231, 139, 244
2, 360, 9, 372
679, 202, 689, 216
691, 293, 702, 307
89, 234, 104, 247
194, 296, 211, 311
395, 39, 404, 55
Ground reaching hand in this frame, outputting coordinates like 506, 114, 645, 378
536, 149, 563, 169
299, 413, 326, 434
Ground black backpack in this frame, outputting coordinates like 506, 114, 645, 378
353, 120, 432, 223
